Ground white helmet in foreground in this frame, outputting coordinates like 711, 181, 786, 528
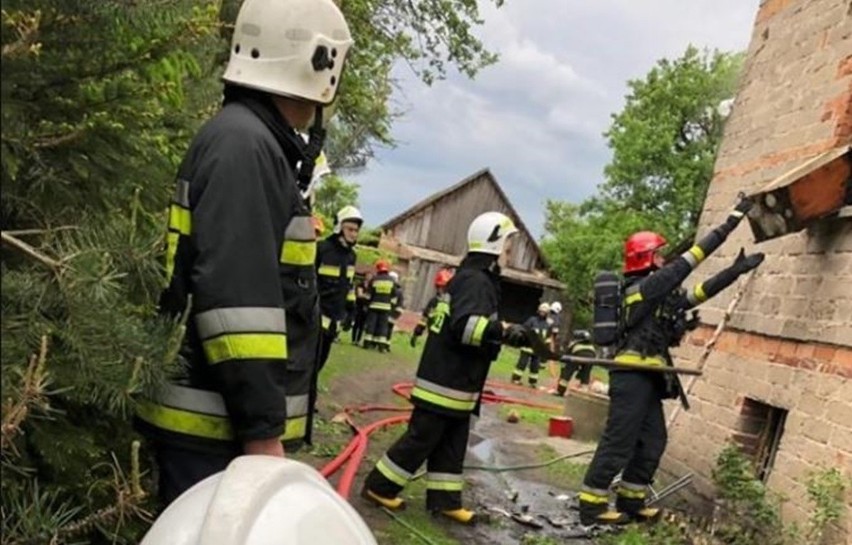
467, 212, 519, 256
550, 301, 563, 314
223, 0, 353, 105
538, 302, 551, 314
335, 205, 364, 233
141, 456, 376, 545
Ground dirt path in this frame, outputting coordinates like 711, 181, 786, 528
295, 339, 602, 544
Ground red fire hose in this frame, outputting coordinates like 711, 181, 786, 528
319, 380, 563, 499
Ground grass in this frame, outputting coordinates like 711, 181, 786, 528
536, 444, 589, 490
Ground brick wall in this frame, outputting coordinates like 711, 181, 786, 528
662, 1, 852, 542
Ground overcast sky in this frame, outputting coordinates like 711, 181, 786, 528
349, 0, 761, 238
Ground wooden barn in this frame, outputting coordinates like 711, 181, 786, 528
378, 168, 564, 323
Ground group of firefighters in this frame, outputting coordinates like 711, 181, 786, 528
133, 0, 768, 533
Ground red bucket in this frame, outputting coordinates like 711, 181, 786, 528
548, 416, 573, 438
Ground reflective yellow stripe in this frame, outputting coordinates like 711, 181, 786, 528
614, 352, 665, 367
321, 315, 332, 330
617, 486, 647, 499
280, 240, 316, 266
346, 292, 356, 302
411, 386, 477, 412
425, 480, 464, 491
373, 280, 395, 294
165, 231, 180, 281
202, 333, 287, 364
471, 317, 490, 346
346, 266, 355, 279
521, 347, 534, 354
318, 264, 340, 277
369, 302, 392, 311
625, 291, 643, 305
136, 400, 306, 441
689, 245, 706, 263
376, 459, 410, 487
694, 283, 707, 303
579, 491, 609, 504
168, 204, 191, 235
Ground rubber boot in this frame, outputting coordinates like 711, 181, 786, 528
432, 508, 477, 525
578, 498, 630, 526
361, 487, 406, 511
616, 495, 662, 523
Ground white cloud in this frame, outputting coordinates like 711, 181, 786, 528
351, 0, 761, 238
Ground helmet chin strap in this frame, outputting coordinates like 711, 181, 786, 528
297, 105, 326, 196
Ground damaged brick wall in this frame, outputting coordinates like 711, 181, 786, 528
662, 0, 852, 541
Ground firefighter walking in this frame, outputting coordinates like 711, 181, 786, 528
363, 260, 395, 352
579, 197, 764, 525
134, 0, 352, 505
554, 330, 597, 396
511, 303, 554, 388
362, 212, 519, 524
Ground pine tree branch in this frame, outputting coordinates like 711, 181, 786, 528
32, 129, 86, 150
1, 336, 50, 455
1, 231, 62, 271
3, 226, 78, 237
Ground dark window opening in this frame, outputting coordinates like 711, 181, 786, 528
733, 398, 788, 482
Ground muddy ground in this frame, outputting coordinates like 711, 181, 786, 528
292, 338, 614, 545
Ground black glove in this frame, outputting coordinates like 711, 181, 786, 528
413, 323, 425, 337
731, 248, 765, 275
734, 194, 754, 215
503, 324, 527, 347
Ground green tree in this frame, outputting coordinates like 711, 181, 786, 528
542, 46, 743, 326
600, 46, 744, 242
314, 173, 361, 221
1, 2, 222, 542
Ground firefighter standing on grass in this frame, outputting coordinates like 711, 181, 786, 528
409, 269, 454, 347
511, 302, 554, 387
363, 260, 395, 351
579, 197, 764, 526
134, 0, 352, 505
362, 212, 520, 524
309, 206, 362, 433
554, 329, 597, 396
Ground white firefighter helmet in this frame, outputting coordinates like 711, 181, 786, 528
222, 0, 353, 105
538, 302, 551, 314
140, 456, 376, 545
550, 301, 563, 314
467, 211, 519, 256
388, 271, 399, 282
334, 205, 364, 233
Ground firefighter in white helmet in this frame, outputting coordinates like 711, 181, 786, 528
362, 212, 519, 525
135, 0, 353, 506
310, 205, 363, 441
141, 456, 376, 545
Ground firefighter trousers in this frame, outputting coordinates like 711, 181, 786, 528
364, 309, 390, 348
154, 442, 239, 507
556, 362, 592, 394
582, 371, 667, 493
364, 407, 470, 511
306, 322, 338, 444
512, 351, 541, 385
351, 306, 368, 344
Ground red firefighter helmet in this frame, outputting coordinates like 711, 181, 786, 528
375, 259, 390, 273
624, 231, 668, 274
434, 269, 453, 288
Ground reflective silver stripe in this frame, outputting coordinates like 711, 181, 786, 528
286, 394, 309, 417
595, 322, 618, 327
284, 216, 315, 241
380, 454, 413, 480
155, 383, 306, 418
413, 377, 479, 401
686, 291, 699, 306
624, 284, 641, 295
173, 179, 190, 207
488, 312, 498, 320
426, 472, 463, 482
595, 281, 620, 287
682, 250, 699, 268
730, 210, 744, 218
582, 486, 610, 497
195, 307, 287, 339
461, 316, 480, 345
158, 383, 227, 415
619, 480, 647, 491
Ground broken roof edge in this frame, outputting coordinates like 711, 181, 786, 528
378, 167, 551, 270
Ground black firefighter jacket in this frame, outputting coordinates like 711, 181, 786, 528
136, 89, 319, 453
316, 235, 356, 326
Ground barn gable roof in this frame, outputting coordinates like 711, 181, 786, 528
379, 168, 549, 267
